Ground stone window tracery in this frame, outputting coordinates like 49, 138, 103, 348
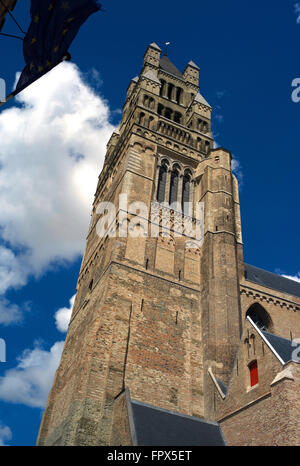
156, 161, 193, 211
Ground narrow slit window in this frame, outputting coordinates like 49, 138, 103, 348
182, 174, 191, 212
169, 169, 179, 205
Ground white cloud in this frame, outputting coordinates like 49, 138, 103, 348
54, 294, 75, 332
0, 246, 29, 295
212, 138, 244, 187
214, 114, 224, 123
216, 90, 227, 99
231, 157, 243, 186
0, 341, 64, 408
281, 273, 300, 283
295, 3, 300, 23
0, 297, 22, 326
0, 422, 12, 446
0, 61, 115, 324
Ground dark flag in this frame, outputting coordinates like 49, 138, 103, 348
15, 0, 102, 93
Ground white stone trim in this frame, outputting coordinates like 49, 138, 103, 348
246, 316, 285, 365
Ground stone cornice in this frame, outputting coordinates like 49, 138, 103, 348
240, 284, 300, 310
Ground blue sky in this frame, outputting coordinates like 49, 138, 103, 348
0, 0, 299, 446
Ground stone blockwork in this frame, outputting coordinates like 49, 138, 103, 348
110, 390, 134, 446
221, 365, 300, 446
37, 43, 300, 446
240, 281, 300, 339
217, 319, 300, 445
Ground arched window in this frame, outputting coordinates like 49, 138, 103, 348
182, 173, 191, 213
167, 83, 174, 100
249, 360, 258, 387
148, 116, 154, 129
160, 80, 166, 97
176, 87, 183, 104
143, 95, 149, 107
205, 141, 210, 154
246, 304, 272, 332
157, 104, 164, 116
164, 108, 172, 120
169, 168, 179, 205
174, 112, 182, 124
157, 162, 168, 203
138, 112, 145, 125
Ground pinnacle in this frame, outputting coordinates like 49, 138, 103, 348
148, 42, 161, 51
194, 92, 211, 108
188, 60, 200, 70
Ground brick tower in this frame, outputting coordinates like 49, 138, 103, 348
37, 43, 244, 446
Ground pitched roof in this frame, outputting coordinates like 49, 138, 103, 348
244, 263, 300, 298
159, 55, 183, 79
194, 92, 211, 108
187, 60, 200, 70
216, 377, 228, 396
148, 42, 161, 51
262, 330, 298, 364
247, 316, 300, 365
130, 399, 226, 446
142, 69, 161, 84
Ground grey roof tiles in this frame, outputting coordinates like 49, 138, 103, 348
130, 399, 226, 446
244, 263, 300, 298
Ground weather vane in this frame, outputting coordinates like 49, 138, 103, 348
164, 41, 171, 56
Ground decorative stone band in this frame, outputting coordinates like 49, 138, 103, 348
240, 286, 300, 313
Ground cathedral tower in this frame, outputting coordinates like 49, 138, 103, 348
37, 43, 243, 446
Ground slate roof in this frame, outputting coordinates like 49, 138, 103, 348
216, 378, 228, 396
159, 55, 183, 79
130, 399, 226, 446
244, 263, 300, 299
262, 330, 298, 364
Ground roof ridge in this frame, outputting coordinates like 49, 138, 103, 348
194, 92, 211, 108
159, 55, 183, 79
131, 399, 219, 425
142, 69, 161, 84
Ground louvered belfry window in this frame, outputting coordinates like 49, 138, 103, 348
249, 360, 258, 387
157, 163, 167, 203
182, 174, 190, 212
169, 169, 179, 205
